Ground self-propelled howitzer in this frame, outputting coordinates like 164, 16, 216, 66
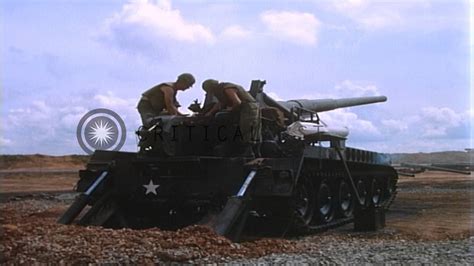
59, 80, 397, 241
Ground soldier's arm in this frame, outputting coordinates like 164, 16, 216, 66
224, 88, 241, 111
161, 86, 179, 115
204, 102, 222, 117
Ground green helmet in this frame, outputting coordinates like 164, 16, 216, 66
202, 79, 219, 92
177, 73, 196, 86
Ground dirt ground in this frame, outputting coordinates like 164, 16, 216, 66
0, 154, 85, 193
0, 172, 78, 193
0, 154, 88, 170
387, 171, 473, 240
0, 161, 474, 264
0, 169, 471, 240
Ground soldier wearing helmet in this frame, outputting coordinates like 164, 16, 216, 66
137, 73, 195, 127
202, 79, 261, 157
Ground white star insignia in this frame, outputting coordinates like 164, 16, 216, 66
143, 180, 160, 195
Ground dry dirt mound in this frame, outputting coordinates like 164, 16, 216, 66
1, 151, 470, 170
0, 200, 299, 264
390, 151, 471, 164
0, 155, 89, 170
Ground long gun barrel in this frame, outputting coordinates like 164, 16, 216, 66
401, 163, 471, 175
278, 96, 387, 113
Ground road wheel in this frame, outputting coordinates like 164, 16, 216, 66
337, 180, 354, 218
293, 176, 315, 230
356, 179, 368, 206
314, 179, 335, 224
371, 178, 383, 206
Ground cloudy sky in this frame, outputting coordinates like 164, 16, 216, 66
1, 0, 471, 155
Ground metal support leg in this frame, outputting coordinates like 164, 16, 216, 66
208, 170, 258, 241
335, 148, 364, 206
58, 171, 109, 224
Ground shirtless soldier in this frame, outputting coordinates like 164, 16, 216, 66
137, 73, 195, 127
202, 79, 261, 157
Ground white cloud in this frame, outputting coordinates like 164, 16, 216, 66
377, 106, 469, 148
381, 119, 408, 133
335, 80, 380, 97
260, 10, 321, 45
420, 106, 463, 126
299, 80, 381, 99
328, 0, 419, 30
7, 101, 53, 129
94, 91, 137, 109
104, 0, 215, 45
220, 25, 252, 40
346, 107, 470, 153
60, 112, 87, 129
92, 92, 142, 137
319, 108, 381, 137
0, 137, 14, 147
332, 0, 368, 10
418, 106, 464, 137
7, 100, 56, 140
326, 0, 466, 32
323, 105, 470, 153
3, 93, 143, 154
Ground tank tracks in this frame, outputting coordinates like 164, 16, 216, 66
289, 163, 399, 235
301, 184, 398, 235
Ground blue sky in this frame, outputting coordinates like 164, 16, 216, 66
1, 0, 471, 155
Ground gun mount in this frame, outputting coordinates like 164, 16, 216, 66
59, 79, 398, 241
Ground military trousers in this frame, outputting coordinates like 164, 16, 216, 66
137, 99, 159, 127
239, 102, 261, 145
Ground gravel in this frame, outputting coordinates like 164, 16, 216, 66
227, 236, 474, 264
